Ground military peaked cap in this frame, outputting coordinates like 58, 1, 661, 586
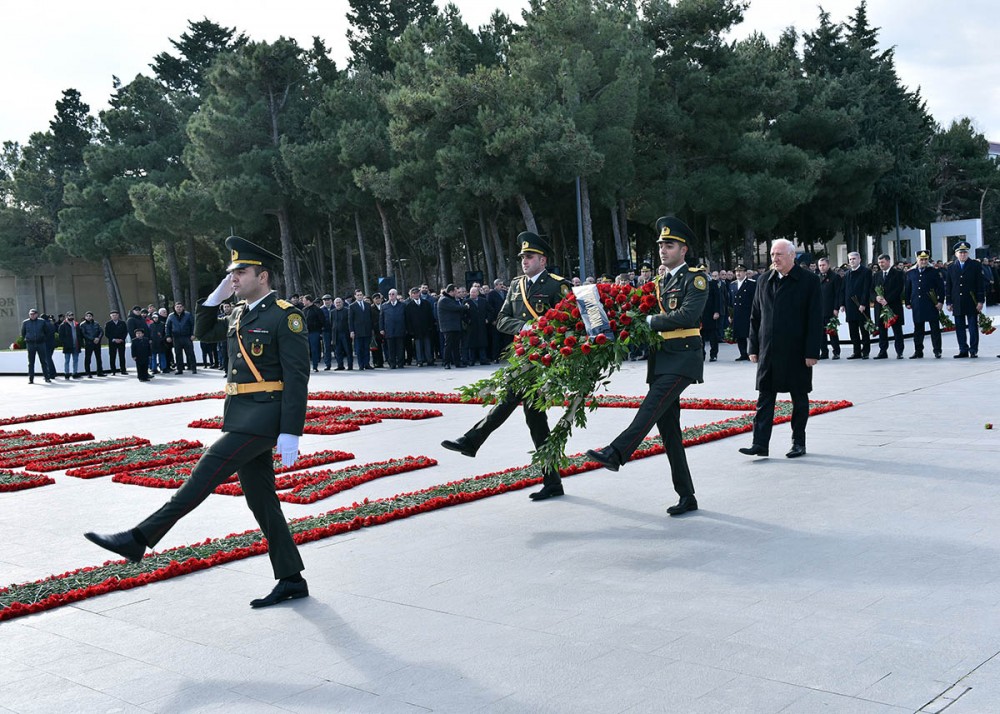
916, 250, 930, 259
226, 235, 282, 272
655, 216, 695, 245
517, 231, 552, 257
953, 241, 971, 252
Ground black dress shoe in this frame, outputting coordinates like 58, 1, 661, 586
529, 484, 564, 501
441, 437, 477, 457
84, 530, 145, 563
954, 353, 969, 359
738, 444, 769, 457
667, 496, 698, 516
896, 354, 903, 359
709, 356, 717, 362
586, 445, 621, 472
735, 356, 750, 361
909, 353, 924, 359
934, 352, 942, 359
786, 444, 806, 458
846, 354, 861, 360
970, 353, 978, 359
250, 578, 309, 608
832, 354, 840, 360
873, 353, 887, 360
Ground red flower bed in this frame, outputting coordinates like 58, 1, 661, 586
188, 406, 442, 434
112, 449, 356, 489
0, 393, 222, 427
63, 440, 204, 479
19, 437, 152, 472
0, 469, 55, 492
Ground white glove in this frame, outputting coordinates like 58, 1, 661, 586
204, 275, 235, 307
276, 433, 299, 468
646, 315, 654, 326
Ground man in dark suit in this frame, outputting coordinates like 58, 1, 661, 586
369, 293, 384, 367
330, 297, 352, 370
379, 288, 407, 368
842, 251, 872, 359
586, 217, 709, 516
701, 269, 723, 362
945, 241, 985, 358
85, 236, 311, 609
872, 253, 905, 359
437, 284, 468, 369
729, 264, 755, 361
348, 289, 373, 370
904, 250, 945, 358
105, 310, 128, 375
441, 232, 572, 501
404, 287, 436, 366
816, 258, 842, 359
739, 239, 822, 459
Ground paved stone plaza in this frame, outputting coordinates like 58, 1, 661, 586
1, 327, 999, 713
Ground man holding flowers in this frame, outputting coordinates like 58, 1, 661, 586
586, 216, 709, 516
441, 232, 572, 501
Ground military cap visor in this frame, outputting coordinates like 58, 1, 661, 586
953, 241, 971, 252
225, 235, 282, 271
916, 250, 930, 259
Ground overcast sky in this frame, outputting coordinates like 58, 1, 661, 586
3, 0, 997, 148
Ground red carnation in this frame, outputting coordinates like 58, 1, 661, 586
631, 294, 640, 305
642, 282, 655, 293
528, 353, 540, 361
557, 326, 568, 334
595, 333, 608, 345
571, 307, 581, 318
537, 317, 548, 328
515, 347, 526, 357
575, 321, 585, 331
541, 353, 552, 366
581, 343, 592, 355
543, 325, 554, 336
616, 292, 628, 304
619, 330, 629, 341
560, 346, 573, 356
529, 334, 541, 346
564, 335, 577, 347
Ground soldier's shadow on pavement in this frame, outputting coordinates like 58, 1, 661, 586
292, 600, 506, 709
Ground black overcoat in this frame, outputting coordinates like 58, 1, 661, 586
729, 278, 756, 339
873, 267, 905, 326
749, 264, 823, 394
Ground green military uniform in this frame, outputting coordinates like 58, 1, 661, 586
588, 217, 709, 514
447, 232, 571, 494
136, 239, 310, 580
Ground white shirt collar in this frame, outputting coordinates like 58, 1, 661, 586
245, 291, 273, 312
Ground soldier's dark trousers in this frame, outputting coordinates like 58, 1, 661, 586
751, 390, 809, 448
609, 373, 695, 498
911, 320, 941, 355
736, 337, 750, 359
822, 331, 840, 358
461, 388, 560, 488
137, 432, 304, 579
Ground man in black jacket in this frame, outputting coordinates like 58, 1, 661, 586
105, 310, 128, 375
872, 253, 905, 359
79, 311, 105, 377
301, 295, 326, 372
816, 258, 842, 359
739, 239, 823, 459
842, 252, 872, 359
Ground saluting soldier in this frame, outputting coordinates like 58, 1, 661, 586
587, 216, 709, 516
440, 231, 572, 501
86, 236, 312, 609
903, 249, 945, 359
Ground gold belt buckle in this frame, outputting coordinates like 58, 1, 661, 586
225, 383, 239, 395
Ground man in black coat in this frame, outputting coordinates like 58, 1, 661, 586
587, 217, 709, 515
903, 250, 945, 359
437, 284, 468, 369
348, 289, 374, 370
301, 295, 325, 372
945, 241, 985, 358
816, 258, 843, 359
105, 310, 128, 375
79, 311, 105, 377
842, 251, 872, 359
872, 253, 905, 359
330, 297, 353, 370
700, 270, 723, 362
739, 239, 823, 459
729, 265, 756, 361
379, 288, 407, 368
404, 287, 436, 366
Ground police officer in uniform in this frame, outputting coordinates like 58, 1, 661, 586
586, 217, 709, 516
903, 249, 945, 358
440, 232, 572, 501
945, 241, 985, 358
730, 264, 756, 361
86, 236, 312, 608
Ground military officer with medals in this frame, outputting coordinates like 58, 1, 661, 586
903, 249, 945, 358
587, 216, 709, 516
86, 236, 312, 609
441, 231, 572, 501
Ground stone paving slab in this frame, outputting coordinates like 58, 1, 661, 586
1, 328, 999, 713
